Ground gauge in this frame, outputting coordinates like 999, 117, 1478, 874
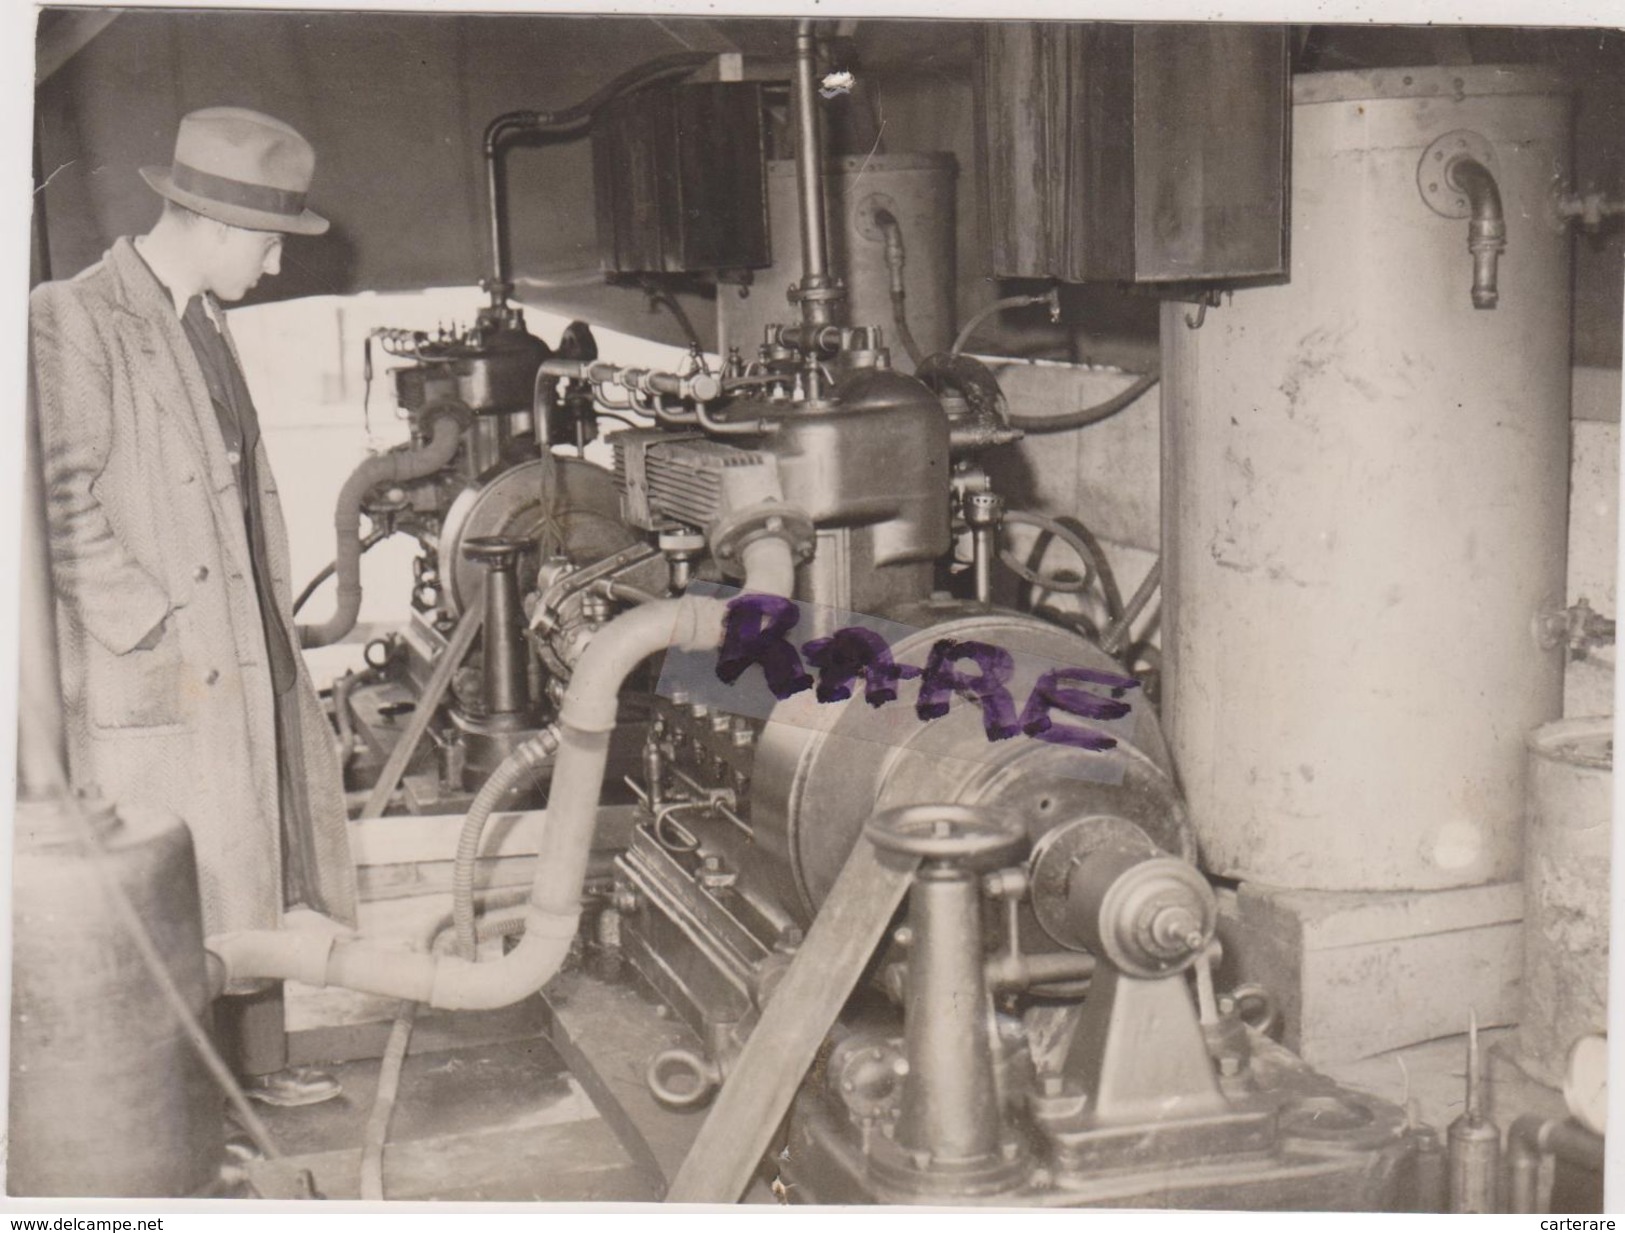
1563, 1033, 1608, 1135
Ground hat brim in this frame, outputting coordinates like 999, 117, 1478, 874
141, 166, 329, 236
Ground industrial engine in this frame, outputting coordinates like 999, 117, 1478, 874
269, 27, 1437, 1208
19, 21, 1511, 1211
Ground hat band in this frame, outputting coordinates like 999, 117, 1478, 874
171, 161, 307, 218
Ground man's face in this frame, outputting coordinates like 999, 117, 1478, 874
203, 224, 284, 302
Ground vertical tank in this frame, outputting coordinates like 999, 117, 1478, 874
9, 798, 221, 1197
1162, 67, 1573, 891
1519, 718, 1612, 1086
719, 154, 957, 365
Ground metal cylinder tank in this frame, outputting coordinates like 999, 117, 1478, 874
750, 610, 1188, 922
1162, 66, 1573, 891
719, 154, 957, 365
9, 798, 220, 1196
1519, 717, 1612, 1086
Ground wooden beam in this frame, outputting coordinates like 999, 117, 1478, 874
36, 11, 121, 84
348, 804, 638, 868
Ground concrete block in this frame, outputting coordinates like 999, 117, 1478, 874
1216, 880, 1524, 1066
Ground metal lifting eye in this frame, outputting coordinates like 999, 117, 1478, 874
646, 1048, 720, 1109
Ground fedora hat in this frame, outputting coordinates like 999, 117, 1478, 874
141, 107, 328, 236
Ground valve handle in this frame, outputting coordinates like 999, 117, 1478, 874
865, 803, 1024, 865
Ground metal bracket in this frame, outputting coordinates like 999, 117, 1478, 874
1184, 290, 1223, 330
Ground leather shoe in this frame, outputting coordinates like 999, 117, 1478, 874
244, 1066, 343, 1108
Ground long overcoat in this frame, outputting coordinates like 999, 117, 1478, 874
30, 237, 357, 937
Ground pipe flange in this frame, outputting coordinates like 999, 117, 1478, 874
867, 1127, 1029, 1201
707, 501, 816, 580
854, 193, 901, 244
786, 282, 845, 305
1418, 130, 1499, 219
865, 803, 1025, 866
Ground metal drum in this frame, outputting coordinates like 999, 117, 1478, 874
9, 798, 219, 1196
719, 154, 957, 366
1162, 67, 1573, 891
1519, 718, 1613, 1086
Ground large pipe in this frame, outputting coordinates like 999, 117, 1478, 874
792, 21, 832, 322
210, 536, 797, 1011
300, 408, 463, 649
790, 19, 842, 404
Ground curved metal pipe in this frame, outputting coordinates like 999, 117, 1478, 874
209, 536, 798, 1012
1446, 156, 1506, 310
300, 410, 463, 649
1507, 1115, 1606, 1212
480, 53, 713, 304
874, 209, 923, 370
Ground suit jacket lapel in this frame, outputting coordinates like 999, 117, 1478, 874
107, 240, 256, 585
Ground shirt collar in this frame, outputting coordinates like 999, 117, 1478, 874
131, 235, 218, 327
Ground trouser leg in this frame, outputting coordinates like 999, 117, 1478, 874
214, 981, 289, 1079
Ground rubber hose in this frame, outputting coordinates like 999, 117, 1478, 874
1004, 373, 1159, 434
1003, 509, 1118, 614
359, 905, 536, 1200
890, 292, 924, 370
950, 292, 1051, 358
453, 728, 561, 961
301, 408, 463, 648
422, 886, 534, 957
998, 542, 1088, 594
208, 536, 797, 1013
488, 52, 713, 140
293, 527, 391, 618
360, 1000, 416, 1202
873, 211, 924, 370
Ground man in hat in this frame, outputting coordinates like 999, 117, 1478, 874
31, 107, 358, 1107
